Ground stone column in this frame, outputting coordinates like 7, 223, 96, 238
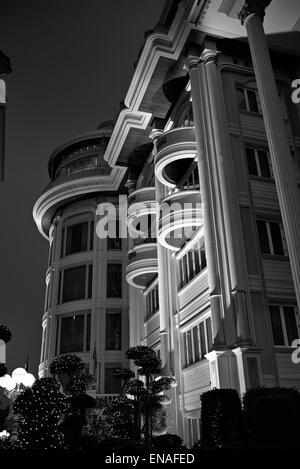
150, 129, 173, 375
201, 46, 252, 345
185, 57, 226, 348
238, 0, 300, 311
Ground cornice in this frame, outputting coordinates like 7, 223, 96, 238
103, 0, 201, 168
33, 166, 126, 239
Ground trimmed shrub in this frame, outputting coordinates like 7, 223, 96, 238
243, 386, 300, 448
200, 388, 242, 448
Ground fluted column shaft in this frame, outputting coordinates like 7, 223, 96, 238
186, 59, 226, 348
242, 10, 300, 311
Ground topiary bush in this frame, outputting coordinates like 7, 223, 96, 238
200, 388, 243, 448
243, 386, 300, 448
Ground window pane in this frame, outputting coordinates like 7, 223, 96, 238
206, 318, 212, 352
269, 222, 284, 255
62, 266, 86, 303
105, 367, 122, 394
247, 89, 259, 113
283, 306, 298, 346
90, 220, 94, 250
246, 148, 258, 176
65, 222, 88, 255
107, 222, 122, 250
236, 88, 247, 110
270, 305, 284, 345
193, 326, 200, 361
256, 220, 270, 254
106, 313, 122, 350
60, 315, 84, 353
88, 265, 93, 298
199, 322, 206, 357
258, 150, 271, 178
107, 264, 122, 297
186, 330, 193, 365
86, 313, 91, 352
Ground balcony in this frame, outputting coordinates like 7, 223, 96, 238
126, 242, 158, 289
127, 187, 157, 233
155, 127, 197, 188
158, 190, 202, 251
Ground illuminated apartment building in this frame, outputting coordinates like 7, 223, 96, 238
33, 121, 129, 396
34, 0, 300, 446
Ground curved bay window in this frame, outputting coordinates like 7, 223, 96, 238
178, 237, 207, 289
55, 311, 91, 355
61, 216, 94, 257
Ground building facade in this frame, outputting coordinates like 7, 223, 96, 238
33, 122, 130, 396
34, 0, 300, 446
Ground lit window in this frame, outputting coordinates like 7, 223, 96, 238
256, 219, 287, 256
183, 317, 212, 367
269, 305, 299, 346
58, 264, 93, 304
105, 312, 122, 350
236, 87, 261, 113
245, 147, 273, 178
56, 311, 91, 354
179, 237, 207, 289
107, 264, 122, 298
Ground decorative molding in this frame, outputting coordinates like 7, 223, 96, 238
237, 0, 272, 25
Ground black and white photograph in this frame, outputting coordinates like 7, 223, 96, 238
1, 0, 300, 457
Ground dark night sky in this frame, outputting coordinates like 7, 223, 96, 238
0, 0, 163, 376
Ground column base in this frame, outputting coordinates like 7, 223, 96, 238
232, 347, 263, 394
205, 349, 240, 391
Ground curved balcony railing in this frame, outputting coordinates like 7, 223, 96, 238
127, 187, 157, 234
126, 242, 158, 289
158, 190, 202, 251
155, 127, 197, 188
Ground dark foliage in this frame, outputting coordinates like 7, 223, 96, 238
200, 388, 243, 449
0, 363, 7, 378
49, 354, 85, 374
0, 325, 12, 343
152, 433, 184, 450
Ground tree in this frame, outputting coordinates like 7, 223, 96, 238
13, 377, 70, 449
50, 354, 96, 449
115, 345, 176, 443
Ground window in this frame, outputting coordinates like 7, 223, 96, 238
256, 220, 287, 256
236, 87, 261, 113
179, 163, 200, 191
269, 305, 299, 346
107, 222, 122, 250
56, 311, 91, 354
183, 317, 212, 367
58, 264, 93, 304
105, 364, 122, 394
61, 218, 94, 257
245, 147, 273, 179
179, 237, 207, 289
106, 312, 122, 350
146, 284, 159, 320
107, 264, 122, 298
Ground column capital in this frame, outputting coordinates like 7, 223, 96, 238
184, 55, 200, 72
149, 128, 163, 141
200, 47, 220, 64
237, 0, 272, 26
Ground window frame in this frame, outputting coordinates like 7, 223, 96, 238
245, 146, 274, 179
55, 310, 91, 355
60, 216, 94, 258
256, 219, 288, 256
269, 304, 299, 347
178, 237, 207, 290
182, 317, 212, 368
58, 263, 93, 304
236, 86, 262, 114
